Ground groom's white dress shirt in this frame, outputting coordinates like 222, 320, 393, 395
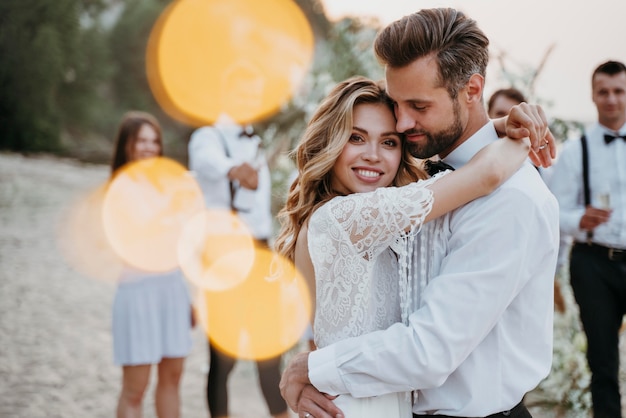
308, 122, 560, 416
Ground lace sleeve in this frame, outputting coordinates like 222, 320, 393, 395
310, 174, 442, 261
308, 174, 446, 347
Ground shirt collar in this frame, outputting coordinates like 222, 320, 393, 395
441, 121, 498, 169
597, 121, 626, 137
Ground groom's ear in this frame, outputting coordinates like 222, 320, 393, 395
463, 73, 485, 104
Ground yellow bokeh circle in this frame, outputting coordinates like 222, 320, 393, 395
146, 0, 314, 126
102, 157, 204, 272
57, 183, 124, 282
177, 209, 256, 291
197, 248, 311, 360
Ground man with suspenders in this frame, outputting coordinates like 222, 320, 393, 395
549, 60, 626, 418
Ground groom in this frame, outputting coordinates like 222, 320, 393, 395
280, 8, 559, 418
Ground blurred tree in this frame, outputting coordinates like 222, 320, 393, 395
0, 0, 77, 151
57, 1, 119, 161
107, 0, 192, 163
0, 0, 118, 154
108, 0, 163, 114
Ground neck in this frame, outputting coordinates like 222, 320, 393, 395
439, 111, 490, 159
599, 116, 626, 132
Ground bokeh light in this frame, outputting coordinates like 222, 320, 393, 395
196, 248, 312, 360
146, 0, 314, 126
102, 157, 204, 272
57, 183, 124, 282
177, 209, 256, 291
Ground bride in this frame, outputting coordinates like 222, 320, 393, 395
274, 76, 533, 417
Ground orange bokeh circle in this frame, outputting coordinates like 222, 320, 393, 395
102, 157, 204, 272
197, 248, 312, 360
177, 209, 256, 291
146, 0, 314, 126
57, 183, 124, 282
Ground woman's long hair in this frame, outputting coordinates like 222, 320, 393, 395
274, 76, 426, 261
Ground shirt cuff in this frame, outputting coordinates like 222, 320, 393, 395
561, 209, 585, 237
309, 345, 347, 396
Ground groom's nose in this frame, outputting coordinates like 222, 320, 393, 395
394, 106, 416, 133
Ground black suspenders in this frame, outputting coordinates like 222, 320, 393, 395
580, 135, 593, 243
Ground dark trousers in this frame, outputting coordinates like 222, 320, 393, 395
413, 400, 531, 418
207, 341, 287, 416
570, 243, 626, 418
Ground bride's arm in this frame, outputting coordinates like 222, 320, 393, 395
319, 134, 529, 251
424, 136, 531, 223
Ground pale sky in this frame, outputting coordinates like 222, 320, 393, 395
320, 0, 626, 125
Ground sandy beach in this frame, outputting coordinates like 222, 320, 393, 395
0, 152, 623, 418
0, 152, 299, 418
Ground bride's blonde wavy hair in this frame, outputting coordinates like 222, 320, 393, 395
274, 76, 427, 261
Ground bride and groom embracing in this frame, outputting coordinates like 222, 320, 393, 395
275, 8, 559, 418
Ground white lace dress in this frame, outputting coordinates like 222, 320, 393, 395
308, 176, 439, 417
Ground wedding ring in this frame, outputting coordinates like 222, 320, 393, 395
304, 413, 311, 418
538, 145, 547, 150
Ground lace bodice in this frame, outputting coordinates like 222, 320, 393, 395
308, 176, 441, 348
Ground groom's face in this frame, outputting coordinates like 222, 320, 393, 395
386, 55, 466, 159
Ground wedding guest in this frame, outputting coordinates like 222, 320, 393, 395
188, 120, 289, 418
111, 111, 194, 418
280, 8, 559, 418
548, 60, 626, 418
487, 87, 527, 118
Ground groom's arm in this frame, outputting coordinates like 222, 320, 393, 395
280, 352, 343, 417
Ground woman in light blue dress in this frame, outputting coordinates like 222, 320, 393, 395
110, 111, 193, 418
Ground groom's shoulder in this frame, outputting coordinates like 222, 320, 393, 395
498, 163, 558, 209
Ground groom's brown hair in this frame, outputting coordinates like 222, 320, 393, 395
374, 8, 489, 100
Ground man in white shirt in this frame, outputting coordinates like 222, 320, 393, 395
280, 8, 559, 418
548, 60, 626, 418
188, 120, 289, 418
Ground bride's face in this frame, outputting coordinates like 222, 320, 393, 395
330, 103, 402, 195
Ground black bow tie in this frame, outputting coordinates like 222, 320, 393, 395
239, 126, 256, 138
604, 134, 626, 144
424, 160, 455, 176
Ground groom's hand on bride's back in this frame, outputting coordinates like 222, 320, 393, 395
280, 352, 344, 418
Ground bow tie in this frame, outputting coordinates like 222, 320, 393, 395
424, 159, 455, 176
604, 134, 626, 144
239, 126, 256, 138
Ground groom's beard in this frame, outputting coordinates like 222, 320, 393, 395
405, 100, 463, 159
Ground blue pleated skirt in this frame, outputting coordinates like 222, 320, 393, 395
112, 268, 193, 366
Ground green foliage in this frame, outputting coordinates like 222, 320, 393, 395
58, 16, 114, 135
0, 0, 79, 152
550, 117, 585, 142
108, 0, 162, 113
106, 0, 193, 163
